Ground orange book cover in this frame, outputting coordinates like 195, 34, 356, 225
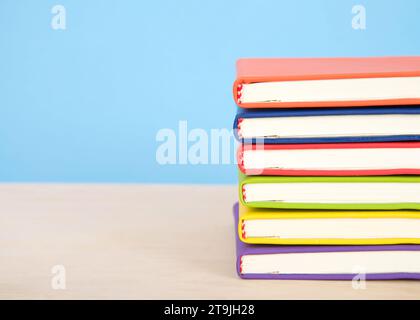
233, 56, 420, 108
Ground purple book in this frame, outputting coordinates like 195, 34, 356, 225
233, 203, 420, 280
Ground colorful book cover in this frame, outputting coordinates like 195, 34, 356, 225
237, 142, 420, 176
238, 202, 420, 245
234, 203, 420, 280
233, 106, 420, 144
239, 173, 420, 210
234, 57, 420, 108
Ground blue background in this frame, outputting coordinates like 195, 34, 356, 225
1, 0, 419, 184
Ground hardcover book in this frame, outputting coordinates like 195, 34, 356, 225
233, 204, 420, 280
233, 106, 420, 144
239, 173, 420, 210
238, 202, 420, 245
238, 142, 420, 176
234, 56, 420, 108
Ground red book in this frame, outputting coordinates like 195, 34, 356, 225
234, 56, 420, 108
238, 142, 420, 176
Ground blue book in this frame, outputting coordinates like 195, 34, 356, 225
233, 106, 420, 144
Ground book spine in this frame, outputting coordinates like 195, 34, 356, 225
236, 118, 243, 138
241, 220, 246, 239
236, 83, 243, 104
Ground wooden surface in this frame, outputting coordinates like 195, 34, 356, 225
0, 184, 419, 300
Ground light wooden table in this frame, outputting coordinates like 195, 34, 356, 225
0, 184, 419, 300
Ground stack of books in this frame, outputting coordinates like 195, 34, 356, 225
232, 57, 420, 280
